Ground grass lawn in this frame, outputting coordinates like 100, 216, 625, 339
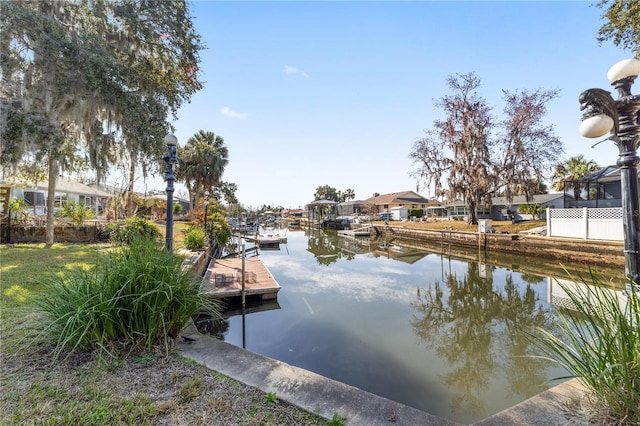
155, 220, 192, 249
374, 219, 547, 234
0, 242, 328, 425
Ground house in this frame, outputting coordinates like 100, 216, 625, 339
281, 209, 305, 218
335, 200, 368, 217
490, 193, 564, 220
426, 193, 564, 221
1, 177, 112, 215
546, 165, 627, 241
364, 191, 436, 219
561, 165, 623, 208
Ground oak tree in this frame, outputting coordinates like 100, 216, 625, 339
410, 74, 562, 224
1, 0, 203, 243
597, 0, 640, 55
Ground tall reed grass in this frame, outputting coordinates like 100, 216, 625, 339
33, 239, 220, 358
530, 274, 639, 424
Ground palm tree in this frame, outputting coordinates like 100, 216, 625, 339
342, 188, 356, 202
178, 130, 229, 214
552, 155, 601, 200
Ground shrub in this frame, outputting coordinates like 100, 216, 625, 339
207, 212, 232, 248
518, 203, 542, 220
106, 216, 161, 245
7, 197, 28, 224
408, 208, 424, 219
184, 226, 206, 250
32, 239, 221, 358
56, 200, 96, 225
529, 274, 640, 424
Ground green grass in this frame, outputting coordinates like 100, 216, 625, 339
1, 243, 105, 308
1, 242, 328, 425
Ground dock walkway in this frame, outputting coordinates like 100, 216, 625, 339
201, 257, 280, 300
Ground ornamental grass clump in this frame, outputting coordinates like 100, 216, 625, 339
530, 274, 640, 424
33, 239, 220, 359
184, 225, 206, 250
105, 216, 161, 245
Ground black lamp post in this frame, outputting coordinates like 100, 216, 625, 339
163, 134, 179, 251
579, 58, 640, 288
204, 191, 210, 233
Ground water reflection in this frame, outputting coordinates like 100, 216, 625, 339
306, 227, 431, 265
411, 262, 557, 416
198, 229, 624, 423
548, 276, 628, 313
197, 298, 281, 348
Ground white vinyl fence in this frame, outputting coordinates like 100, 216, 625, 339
546, 207, 623, 241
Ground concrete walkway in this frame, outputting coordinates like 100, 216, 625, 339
177, 320, 586, 425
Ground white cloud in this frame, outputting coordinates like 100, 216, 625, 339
284, 65, 309, 78
220, 106, 248, 119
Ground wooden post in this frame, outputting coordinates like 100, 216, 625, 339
241, 241, 246, 307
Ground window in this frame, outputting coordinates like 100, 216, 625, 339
24, 191, 45, 206
53, 194, 68, 208
450, 206, 468, 216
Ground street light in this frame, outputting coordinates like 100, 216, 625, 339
163, 133, 179, 251
579, 58, 640, 288
204, 191, 210, 233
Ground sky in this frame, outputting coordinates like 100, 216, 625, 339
142, 0, 636, 209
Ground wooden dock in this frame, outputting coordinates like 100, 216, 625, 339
201, 257, 280, 300
337, 224, 372, 237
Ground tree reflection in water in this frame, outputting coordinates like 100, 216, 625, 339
305, 229, 356, 265
411, 261, 558, 416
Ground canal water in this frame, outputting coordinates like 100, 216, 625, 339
199, 228, 624, 424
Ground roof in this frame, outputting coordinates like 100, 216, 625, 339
365, 191, 433, 205
438, 193, 564, 208
491, 193, 564, 206
336, 200, 366, 206
307, 199, 338, 206
5, 177, 112, 198
570, 165, 620, 183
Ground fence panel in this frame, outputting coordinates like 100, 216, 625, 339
547, 208, 586, 238
547, 207, 622, 241
586, 208, 623, 241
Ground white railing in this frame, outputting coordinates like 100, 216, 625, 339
546, 207, 623, 241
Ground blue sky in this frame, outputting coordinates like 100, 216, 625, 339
157, 0, 635, 209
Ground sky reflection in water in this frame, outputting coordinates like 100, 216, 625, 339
201, 228, 609, 424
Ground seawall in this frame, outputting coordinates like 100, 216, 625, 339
373, 225, 624, 269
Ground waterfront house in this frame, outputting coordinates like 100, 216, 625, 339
1, 177, 112, 216
546, 165, 626, 241
364, 191, 436, 218
335, 200, 368, 217
426, 193, 564, 221
560, 165, 623, 208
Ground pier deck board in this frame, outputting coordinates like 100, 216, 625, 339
201, 257, 280, 300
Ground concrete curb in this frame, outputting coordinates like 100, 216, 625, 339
178, 320, 586, 425
178, 320, 459, 425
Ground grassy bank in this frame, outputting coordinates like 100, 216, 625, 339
0, 243, 328, 425
373, 219, 547, 234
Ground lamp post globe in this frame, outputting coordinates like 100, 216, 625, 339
579, 58, 640, 290
163, 134, 179, 251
